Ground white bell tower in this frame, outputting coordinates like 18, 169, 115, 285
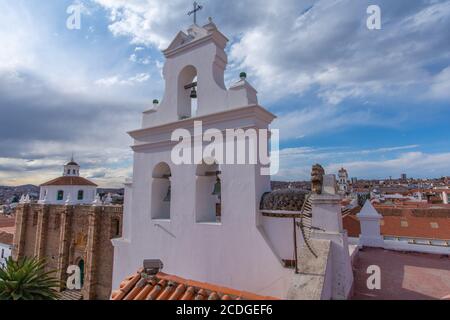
112, 15, 289, 299
141, 18, 258, 128
63, 156, 80, 177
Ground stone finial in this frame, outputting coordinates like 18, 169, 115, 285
92, 194, 102, 206
38, 193, 48, 205
357, 200, 384, 248
311, 164, 325, 194
19, 195, 26, 204
24, 194, 31, 204
104, 193, 113, 205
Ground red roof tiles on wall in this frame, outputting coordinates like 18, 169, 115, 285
111, 270, 278, 301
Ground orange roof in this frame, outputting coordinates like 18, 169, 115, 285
111, 270, 278, 301
343, 205, 450, 240
40, 176, 97, 187
0, 215, 15, 228
0, 231, 13, 245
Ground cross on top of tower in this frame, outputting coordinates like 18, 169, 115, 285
187, 1, 203, 25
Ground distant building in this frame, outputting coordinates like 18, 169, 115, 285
338, 167, 349, 194
0, 232, 13, 266
38, 158, 97, 205
401, 173, 407, 181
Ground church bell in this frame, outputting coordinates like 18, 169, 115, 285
190, 87, 198, 99
212, 177, 221, 196
164, 186, 171, 202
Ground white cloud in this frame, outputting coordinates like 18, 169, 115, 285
275, 148, 450, 181
93, 0, 450, 104
95, 73, 150, 86
430, 66, 450, 99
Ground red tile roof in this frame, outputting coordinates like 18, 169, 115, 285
112, 270, 278, 301
0, 215, 15, 228
40, 176, 97, 187
0, 231, 13, 245
343, 205, 450, 240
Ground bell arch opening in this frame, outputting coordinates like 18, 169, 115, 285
177, 65, 198, 120
151, 162, 172, 220
195, 160, 222, 223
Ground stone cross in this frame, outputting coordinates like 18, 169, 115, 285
188, 1, 203, 25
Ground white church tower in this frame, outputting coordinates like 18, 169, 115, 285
110, 17, 302, 298
338, 167, 349, 195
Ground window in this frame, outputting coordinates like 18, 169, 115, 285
151, 163, 172, 220
1, 248, 4, 259
195, 161, 222, 223
78, 259, 85, 287
112, 218, 121, 238
73, 169, 76, 175
77, 190, 84, 200
57, 190, 64, 201
67, 169, 70, 175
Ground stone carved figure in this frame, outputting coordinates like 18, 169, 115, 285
311, 164, 325, 194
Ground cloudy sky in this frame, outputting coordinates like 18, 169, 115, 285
0, 0, 449, 187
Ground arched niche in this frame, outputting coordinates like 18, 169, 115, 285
195, 160, 222, 223
177, 65, 198, 120
151, 162, 172, 220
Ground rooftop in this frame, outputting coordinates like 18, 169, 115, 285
352, 248, 450, 300
112, 270, 278, 301
0, 215, 15, 236
40, 176, 97, 187
343, 204, 450, 240
0, 231, 14, 245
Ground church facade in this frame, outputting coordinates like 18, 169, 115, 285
12, 159, 123, 300
12, 202, 123, 300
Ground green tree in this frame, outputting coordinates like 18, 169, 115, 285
0, 257, 60, 300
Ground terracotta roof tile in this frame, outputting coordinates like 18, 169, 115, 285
343, 204, 450, 240
40, 176, 97, 187
112, 271, 278, 301
0, 232, 13, 245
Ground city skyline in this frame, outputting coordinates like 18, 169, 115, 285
1, 0, 450, 187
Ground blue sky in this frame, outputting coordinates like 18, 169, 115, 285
0, 0, 449, 187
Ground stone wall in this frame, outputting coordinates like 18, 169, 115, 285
12, 204, 123, 300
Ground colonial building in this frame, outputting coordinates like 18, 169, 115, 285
38, 158, 97, 205
13, 159, 122, 300
12, 202, 122, 300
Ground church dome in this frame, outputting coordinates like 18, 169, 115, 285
260, 189, 309, 212
66, 161, 79, 166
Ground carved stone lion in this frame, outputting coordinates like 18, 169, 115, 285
311, 164, 325, 194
